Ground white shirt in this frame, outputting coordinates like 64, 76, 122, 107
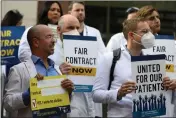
93, 45, 132, 117
18, 26, 64, 65
106, 32, 127, 52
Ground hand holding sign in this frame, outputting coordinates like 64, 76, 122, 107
61, 79, 74, 95
163, 77, 176, 90
35, 73, 44, 81
118, 81, 136, 98
59, 62, 72, 74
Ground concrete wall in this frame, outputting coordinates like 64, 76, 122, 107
85, 1, 176, 12
1, 1, 38, 28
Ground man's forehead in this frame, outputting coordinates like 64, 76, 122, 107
73, 3, 84, 8
65, 19, 79, 27
146, 11, 159, 19
65, 23, 79, 28
137, 21, 150, 30
40, 27, 52, 36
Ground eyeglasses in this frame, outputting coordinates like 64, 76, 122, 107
45, 34, 57, 42
134, 29, 151, 35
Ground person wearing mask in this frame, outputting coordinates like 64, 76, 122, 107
3, 25, 74, 118
106, 7, 139, 52
93, 17, 176, 117
137, 5, 176, 117
52, 14, 81, 74
1, 9, 23, 26
18, 1, 63, 64
68, 1, 106, 117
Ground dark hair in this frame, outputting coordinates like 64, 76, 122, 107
126, 7, 139, 17
37, 1, 63, 25
1, 9, 23, 26
68, 1, 85, 11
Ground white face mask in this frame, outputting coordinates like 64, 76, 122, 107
133, 31, 155, 49
63, 29, 80, 36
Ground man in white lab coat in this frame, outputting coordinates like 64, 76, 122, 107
68, 1, 106, 117
93, 18, 176, 117
106, 7, 139, 52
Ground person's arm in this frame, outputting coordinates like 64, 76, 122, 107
92, 53, 135, 104
3, 66, 29, 112
18, 27, 32, 62
92, 53, 118, 104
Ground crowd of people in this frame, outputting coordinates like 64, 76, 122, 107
1, 1, 176, 118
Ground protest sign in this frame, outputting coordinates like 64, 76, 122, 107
131, 54, 169, 118
1, 26, 25, 65
143, 35, 175, 73
30, 75, 70, 118
63, 35, 97, 92
143, 35, 176, 117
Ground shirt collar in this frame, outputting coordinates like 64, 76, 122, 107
31, 55, 55, 67
123, 45, 143, 56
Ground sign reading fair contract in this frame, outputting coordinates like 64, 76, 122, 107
131, 54, 169, 118
143, 35, 175, 116
63, 35, 97, 92
143, 35, 176, 73
1, 26, 25, 65
30, 75, 70, 118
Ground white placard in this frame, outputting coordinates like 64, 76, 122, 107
131, 55, 172, 117
63, 35, 97, 92
143, 36, 176, 117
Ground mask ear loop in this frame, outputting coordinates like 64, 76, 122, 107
131, 32, 143, 45
133, 32, 142, 38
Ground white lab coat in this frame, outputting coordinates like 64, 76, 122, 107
68, 24, 106, 117
18, 26, 64, 65
106, 32, 127, 52
93, 45, 176, 117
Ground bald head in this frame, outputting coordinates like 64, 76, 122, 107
27, 24, 55, 57
27, 25, 47, 48
27, 25, 53, 48
57, 14, 80, 34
